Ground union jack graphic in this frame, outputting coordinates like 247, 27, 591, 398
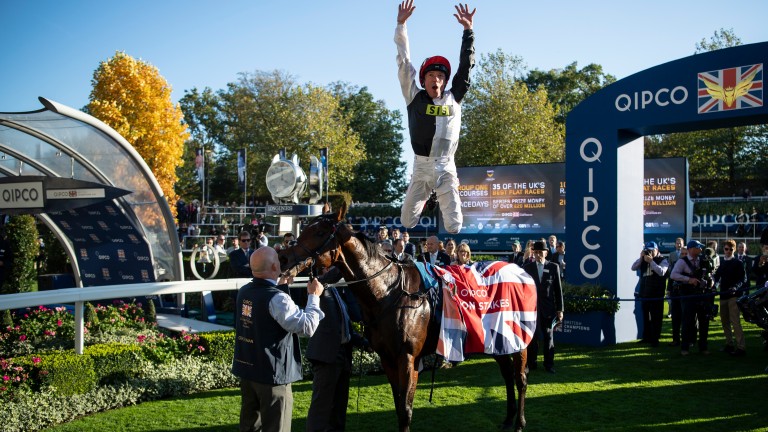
241, 303, 252, 318
698, 63, 763, 114
435, 261, 537, 362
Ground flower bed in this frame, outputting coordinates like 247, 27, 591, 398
0, 300, 383, 431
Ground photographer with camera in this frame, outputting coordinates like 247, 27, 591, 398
671, 240, 716, 356
713, 239, 748, 356
666, 238, 686, 346
631, 241, 669, 347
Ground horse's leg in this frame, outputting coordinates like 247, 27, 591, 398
493, 355, 518, 430
380, 358, 405, 427
394, 353, 419, 432
512, 349, 528, 432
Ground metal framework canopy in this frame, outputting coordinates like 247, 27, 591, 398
0, 97, 182, 286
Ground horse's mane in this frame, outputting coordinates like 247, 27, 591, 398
352, 231, 383, 259
308, 213, 386, 260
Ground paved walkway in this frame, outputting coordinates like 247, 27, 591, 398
156, 313, 232, 333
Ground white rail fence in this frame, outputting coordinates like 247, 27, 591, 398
0, 279, 256, 354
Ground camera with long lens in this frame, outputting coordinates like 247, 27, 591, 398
738, 286, 768, 330
698, 248, 718, 320
696, 248, 716, 287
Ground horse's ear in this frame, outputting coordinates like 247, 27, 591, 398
335, 201, 348, 222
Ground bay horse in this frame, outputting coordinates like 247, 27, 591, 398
278, 203, 528, 432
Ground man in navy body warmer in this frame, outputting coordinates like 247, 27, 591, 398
232, 247, 325, 432
395, 0, 475, 234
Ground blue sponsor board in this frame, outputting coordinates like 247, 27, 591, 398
555, 312, 616, 347
47, 202, 155, 286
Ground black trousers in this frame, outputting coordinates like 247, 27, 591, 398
680, 296, 710, 352
306, 359, 352, 432
528, 315, 555, 369
641, 297, 664, 344
669, 296, 682, 343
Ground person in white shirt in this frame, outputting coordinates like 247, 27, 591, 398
255, 229, 269, 248
418, 236, 451, 266
395, 0, 476, 234
232, 247, 324, 432
214, 235, 228, 260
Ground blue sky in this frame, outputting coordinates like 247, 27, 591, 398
2, 0, 767, 169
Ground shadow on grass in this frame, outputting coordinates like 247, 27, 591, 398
63, 322, 768, 432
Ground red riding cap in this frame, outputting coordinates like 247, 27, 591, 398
419, 56, 451, 88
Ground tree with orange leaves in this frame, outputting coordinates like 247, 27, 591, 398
87, 51, 189, 215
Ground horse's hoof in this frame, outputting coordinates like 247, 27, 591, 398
499, 418, 525, 431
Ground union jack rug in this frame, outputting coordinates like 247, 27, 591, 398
435, 261, 537, 362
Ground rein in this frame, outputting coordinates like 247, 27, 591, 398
332, 259, 395, 287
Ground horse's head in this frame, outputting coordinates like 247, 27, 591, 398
278, 202, 348, 276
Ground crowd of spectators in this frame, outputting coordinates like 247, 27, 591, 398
175, 199, 271, 250
641, 235, 768, 361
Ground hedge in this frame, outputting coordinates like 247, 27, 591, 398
38, 351, 97, 396
1, 327, 382, 431
198, 330, 235, 364
1, 356, 238, 432
83, 343, 143, 385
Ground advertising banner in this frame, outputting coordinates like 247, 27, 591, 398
446, 159, 687, 252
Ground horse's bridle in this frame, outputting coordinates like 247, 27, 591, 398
281, 218, 344, 279
284, 217, 394, 285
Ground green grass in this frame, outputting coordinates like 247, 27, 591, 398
48, 321, 768, 432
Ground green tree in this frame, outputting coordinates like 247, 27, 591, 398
329, 82, 408, 203
646, 29, 768, 195
180, 71, 365, 201
176, 87, 222, 203
38, 223, 69, 274
696, 28, 741, 52
87, 51, 190, 213
646, 128, 764, 195
1, 215, 38, 294
524, 61, 616, 124
457, 50, 564, 167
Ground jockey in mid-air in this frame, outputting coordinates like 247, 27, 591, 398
395, 0, 475, 234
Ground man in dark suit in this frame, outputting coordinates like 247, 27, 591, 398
229, 230, 255, 278
418, 235, 451, 266
306, 267, 367, 432
507, 240, 523, 266
547, 235, 558, 255
393, 239, 415, 262
402, 231, 418, 257
232, 247, 325, 432
735, 241, 752, 289
523, 240, 564, 374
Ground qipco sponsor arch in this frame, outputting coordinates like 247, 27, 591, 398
566, 42, 768, 344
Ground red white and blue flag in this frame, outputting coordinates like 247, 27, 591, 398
698, 63, 763, 114
435, 261, 537, 362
